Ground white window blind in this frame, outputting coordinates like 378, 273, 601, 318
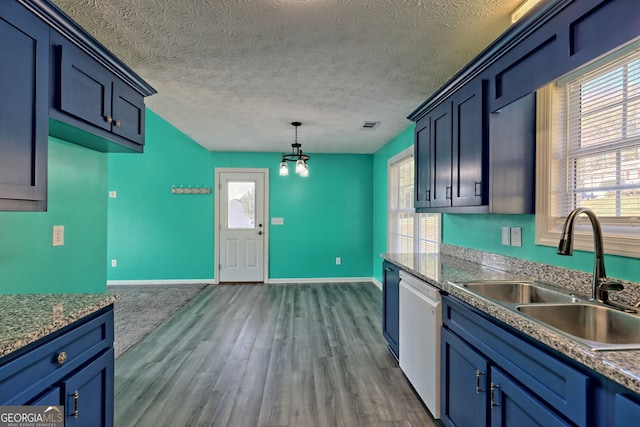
560, 48, 640, 218
388, 150, 440, 253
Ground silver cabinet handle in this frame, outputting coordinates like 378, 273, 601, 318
490, 383, 500, 408
71, 390, 79, 418
476, 369, 484, 394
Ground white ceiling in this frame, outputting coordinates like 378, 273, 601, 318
52, 0, 526, 154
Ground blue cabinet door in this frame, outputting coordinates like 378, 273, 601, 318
63, 348, 114, 427
382, 261, 400, 358
430, 101, 453, 208
614, 393, 640, 426
489, 368, 571, 427
452, 80, 487, 207
441, 328, 489, 427
415, 117, 431, 209
0, 1, 48, 211
112, 80, 145, 145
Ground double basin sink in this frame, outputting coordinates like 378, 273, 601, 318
459, 281, 640, 351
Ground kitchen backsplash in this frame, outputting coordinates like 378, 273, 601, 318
441, 244, 640, 308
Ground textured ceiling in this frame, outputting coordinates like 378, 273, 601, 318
52, 0, 525, 154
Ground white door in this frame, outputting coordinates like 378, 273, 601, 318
218, 171, 266, 282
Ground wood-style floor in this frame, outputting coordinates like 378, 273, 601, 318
114, 282, 439, 427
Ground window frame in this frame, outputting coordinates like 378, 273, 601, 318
536, 42, 640, 257
387, 146, 440, 254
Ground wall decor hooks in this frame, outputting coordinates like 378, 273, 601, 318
171, 186, 211, 194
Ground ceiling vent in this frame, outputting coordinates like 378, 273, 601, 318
362, 121, 380, 130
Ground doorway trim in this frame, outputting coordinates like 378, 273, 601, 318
214, 168, 270, 284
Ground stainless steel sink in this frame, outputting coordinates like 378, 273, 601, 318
463, 281, 578, 304
517, 304, 640, 350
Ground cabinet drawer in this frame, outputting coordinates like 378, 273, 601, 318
443, 296, 589, 426
0, 309, 113, 405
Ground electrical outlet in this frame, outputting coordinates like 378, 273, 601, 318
52, 226, 64, 246
501, 227, 511, 246
336, 257, 341, 265
511, 227, 522, 247
108, 191, 118, 199
111, 259, 118, 267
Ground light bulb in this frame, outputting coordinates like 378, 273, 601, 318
300, 163, 309, 177
295, 159, 305, 174
279, 161, 289, 176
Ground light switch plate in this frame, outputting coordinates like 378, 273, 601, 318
501, 227, 511, 246
271, 217, 284, 225
108, 191, 118, 199
52, 225, 64, 246
511, 227, 522, 247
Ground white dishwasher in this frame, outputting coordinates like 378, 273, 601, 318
399, 271, 441, 419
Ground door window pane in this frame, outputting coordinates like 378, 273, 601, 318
228, 181, 255, 228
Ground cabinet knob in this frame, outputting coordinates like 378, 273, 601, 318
56, 351, 67, 365
115, 119, 122, 127
105, 115, 113, 123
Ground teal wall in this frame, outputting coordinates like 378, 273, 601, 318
0, 138, 108, 294
443, 214, 640, 282
371, 125, 415, 284
371, 124, 640, 284
108, 110, 215, 281
107, 109, 373, 281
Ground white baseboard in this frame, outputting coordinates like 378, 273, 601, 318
107, 277, 379, 287
265, 277, 375, 284
107, 279, 217, 286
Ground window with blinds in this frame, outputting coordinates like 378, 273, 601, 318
536, 41, 640, 257
388, 149, 440, 253
561, 48, 640, 218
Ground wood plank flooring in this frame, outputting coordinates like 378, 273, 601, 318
114, 282, 440, 427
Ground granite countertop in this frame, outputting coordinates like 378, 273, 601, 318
383, 252, 640, 394
0, 292, 120, 359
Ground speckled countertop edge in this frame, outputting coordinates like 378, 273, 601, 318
382, 250, 640, 394
0, 292, 120, 359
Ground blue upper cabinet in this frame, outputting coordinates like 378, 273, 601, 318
0, 1, 49, 212
0, 0, 156, 211
49, 28, 150, 152
413, 80, 490, 213
409, 0, 640, 214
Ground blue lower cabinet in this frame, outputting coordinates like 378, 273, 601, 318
442, 295, 640, 426
382, 261, 400, 358
489, 368, 570, 427
441, 328, 489, 427
63, 348, 114, 427
0, 307, 114, 427
614, 393, 640, 426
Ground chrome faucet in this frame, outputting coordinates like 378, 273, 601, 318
557, 207, 636, 313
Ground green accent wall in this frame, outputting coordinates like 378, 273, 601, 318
107, 109, 373, 281
443, 214, 640, 282
0, 138, 107, 294
371, 125, 415, 284
107, 110, 215, 281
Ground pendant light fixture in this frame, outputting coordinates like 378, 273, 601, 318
279, 122, 310, 177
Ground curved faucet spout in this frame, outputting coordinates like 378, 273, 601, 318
557, 207, 609, 304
